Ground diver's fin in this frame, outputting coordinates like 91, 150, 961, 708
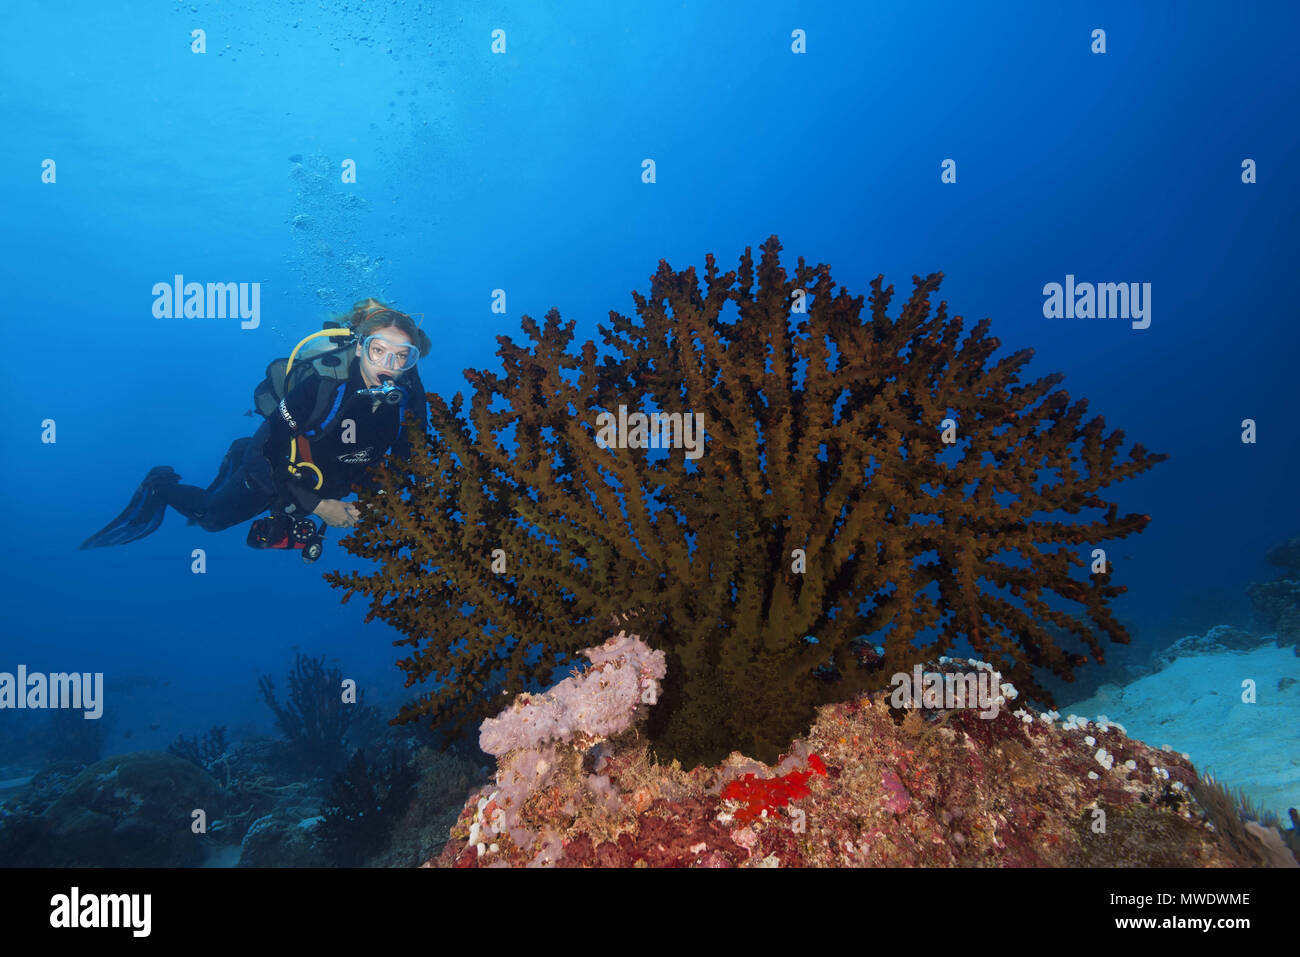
79, 467, 180, 549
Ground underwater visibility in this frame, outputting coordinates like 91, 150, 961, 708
2, 0, 1298, 897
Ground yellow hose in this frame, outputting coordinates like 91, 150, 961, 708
286, 328, 352, 490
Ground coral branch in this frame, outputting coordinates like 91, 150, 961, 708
328, 236, 1166, 768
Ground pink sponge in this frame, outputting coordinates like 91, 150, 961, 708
479, 630, 667, 757
466, 629, 667, 860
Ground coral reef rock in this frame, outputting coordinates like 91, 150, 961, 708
35, 751, 222, 867
237, 811, 329, 868
430, 659, 1293, 868
1062, 636, 1300, 821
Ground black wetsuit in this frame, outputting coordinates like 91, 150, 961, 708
160, 361, 428, 532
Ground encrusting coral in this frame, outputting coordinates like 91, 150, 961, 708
328, 236, 1166, 768
431, 648, 1296, 869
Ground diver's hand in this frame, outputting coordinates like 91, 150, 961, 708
313, 499, 361, 528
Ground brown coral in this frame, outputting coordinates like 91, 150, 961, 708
327, 236, 1166, 768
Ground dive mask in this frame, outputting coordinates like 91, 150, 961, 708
362, 334, 420, 372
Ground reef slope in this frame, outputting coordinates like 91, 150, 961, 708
430, 662, 1290, 868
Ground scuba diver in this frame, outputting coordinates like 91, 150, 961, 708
79, 298, 432, 561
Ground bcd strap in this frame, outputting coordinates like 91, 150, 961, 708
289, 379, 345, 495
306, 377, 348, 437
287, 378, 341, 491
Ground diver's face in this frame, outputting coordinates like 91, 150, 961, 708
357, 328, 414, 388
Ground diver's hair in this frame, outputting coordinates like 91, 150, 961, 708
335, 297, 432, 357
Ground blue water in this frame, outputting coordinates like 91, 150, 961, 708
1, 0, 1297, 778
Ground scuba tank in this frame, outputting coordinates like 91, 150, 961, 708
251, 325, 356, 422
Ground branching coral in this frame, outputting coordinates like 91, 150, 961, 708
328, 236, 1165, 768
167, 725, 229, 772
257, 653, 379, 777
318, 749, 418, 866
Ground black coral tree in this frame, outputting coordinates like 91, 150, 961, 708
328, 236, 1165, 768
